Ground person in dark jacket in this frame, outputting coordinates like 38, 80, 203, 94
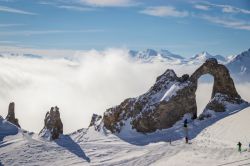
237, 142, 242, 152
183, 119, 188, 143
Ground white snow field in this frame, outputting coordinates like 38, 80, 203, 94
1, 104, 250, 166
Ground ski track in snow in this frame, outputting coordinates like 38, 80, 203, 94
1, 106, 250, 166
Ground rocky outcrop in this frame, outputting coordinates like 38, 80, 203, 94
5, 102, 20, 127
103, 69, 196, 133
39, 106, 63, 140
88, 114, 102, 131
89, 114, 102, 127
190, 58, 242, 112
103, 58, 247, 133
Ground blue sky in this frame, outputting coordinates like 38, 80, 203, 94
0, 0, 250, 57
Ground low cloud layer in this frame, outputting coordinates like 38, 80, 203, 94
0, 48, 248, 133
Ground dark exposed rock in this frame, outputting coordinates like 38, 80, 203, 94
89, 114, 102, 130
39, 106, 63, 140
179, 74, 189, 82
103, 60, 247, 133
5, 102, 20, 127
89, 114, 102, 127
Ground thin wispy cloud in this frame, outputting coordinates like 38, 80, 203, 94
194, 4, 210, 11
0, 5, 36, 15
0, 29, 104, 36
0, 24, 25, 27
140, 6, 189, 17
200, 15, 250, 31
38, 1, 57, 5
0, 40, 19, 44
78, 0, 137, 7
58, 5, 95, 12
194, 1, 250, 15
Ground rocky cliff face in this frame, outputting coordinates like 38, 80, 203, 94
103, 69, 196, 133
39, 106, 63, 140
5, 102, 20, 127
103, 58, 247, 133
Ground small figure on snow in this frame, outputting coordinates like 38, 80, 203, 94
183, 119, 189, 144
237, 142, 242, 152
248, 143, 250, 152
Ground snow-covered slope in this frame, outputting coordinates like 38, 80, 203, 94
1, 104, 249, 165
0, 116, 19, 141
227, 48, 250, 82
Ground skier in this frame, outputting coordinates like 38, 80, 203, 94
183, 119, 188, 143
237, 142, 242, 152
248, 143, 250, 152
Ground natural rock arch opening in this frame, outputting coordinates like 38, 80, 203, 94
196, 74, 214, 117
190, 58, 241, 113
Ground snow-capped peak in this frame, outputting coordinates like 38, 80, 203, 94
191, 51, 213, 61
189, 51, 226, 64
129, 49, 184, 64
159, 49, 184, 59
226, 48, 250, 81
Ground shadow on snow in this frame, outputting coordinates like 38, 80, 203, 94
55, 135, 90, 162
0, 117, 18, 142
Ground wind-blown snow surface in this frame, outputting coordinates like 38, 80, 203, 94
0, 104, 250, 166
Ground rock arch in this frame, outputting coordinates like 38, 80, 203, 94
103, 58, 247, 133
190, 58, 242, 112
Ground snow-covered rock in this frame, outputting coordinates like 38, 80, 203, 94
5, 102, 20, 127
103, 58, 247, 134
39, 106, 63, 140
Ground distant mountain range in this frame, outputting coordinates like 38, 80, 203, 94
129, 48, 250, 82
0, 52, 42, 59
129, 49, 228, 64
0, 48, 249, 82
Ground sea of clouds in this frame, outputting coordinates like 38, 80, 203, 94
0, 48, 249, 133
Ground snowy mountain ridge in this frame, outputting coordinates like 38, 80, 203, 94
188, 51, 227, 64
0, 52, 42, 59
226, 48, 250, 81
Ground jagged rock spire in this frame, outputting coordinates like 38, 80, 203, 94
39, 106, 63, 140
5, 102, 20, 127
89, 114, 102, 127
